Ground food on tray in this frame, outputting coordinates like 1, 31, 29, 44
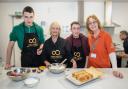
66, 67, 104, 85
72, 70, 93, 82
86, 67, 104, 78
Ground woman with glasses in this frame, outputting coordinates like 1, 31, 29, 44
86, 15, 123, 78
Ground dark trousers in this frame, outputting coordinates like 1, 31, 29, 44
126, 61, 128, 67
117, 56, 122, 68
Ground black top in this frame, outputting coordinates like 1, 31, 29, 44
123, 37, 128, 54
42, 37, 72, 64
66, 34, 90, 68
66, 33, 90, 56
21, 23, 42, 67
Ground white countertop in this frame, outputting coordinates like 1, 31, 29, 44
0, 68, 128, 89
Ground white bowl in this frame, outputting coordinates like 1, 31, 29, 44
48, 63, 66, 74
24, 77, 40, 88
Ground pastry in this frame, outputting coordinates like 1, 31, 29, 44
72, 70, 93, 82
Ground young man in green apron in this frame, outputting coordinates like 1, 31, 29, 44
5, 6, 45, 68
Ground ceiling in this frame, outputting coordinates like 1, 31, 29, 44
0, 0, 128, 2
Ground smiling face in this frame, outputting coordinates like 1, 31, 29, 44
23, 12, 34, 26
88, 17, 99, 32
71, 24, 80, 38
86, 15, 101, 33
50, 22, 61, 37
51, 26, 60, 37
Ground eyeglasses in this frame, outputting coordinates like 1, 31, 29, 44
88, 21, 97, 26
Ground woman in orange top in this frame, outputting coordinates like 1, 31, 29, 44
86, 15, 123, 78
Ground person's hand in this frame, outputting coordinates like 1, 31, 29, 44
113, 70, 123, 79
119, 52, 127, 58
84, 65, 87, 68
71, 59, 77, 68
5, 63, 12, 70
44, 61, 50, 67
37, 48, 42, 55
72, 62, 77, 68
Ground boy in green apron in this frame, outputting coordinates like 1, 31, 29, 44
5, 6, 45, 68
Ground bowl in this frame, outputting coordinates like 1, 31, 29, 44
24, 77, 40, 88
48, 63, 66, 74
7, 68, 30, 81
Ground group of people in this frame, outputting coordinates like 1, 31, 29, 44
5, 6, 123, 78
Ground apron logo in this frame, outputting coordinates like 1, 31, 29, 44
27, 38, 38, 47
73, 52, 81, 61
29, 38, 37, 44
51, 50, 62, 60
52, 50, 60, 56
74, 52, 80, 57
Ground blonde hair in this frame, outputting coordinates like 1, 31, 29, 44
86, 15, 102, 34
49, 21, 61, 36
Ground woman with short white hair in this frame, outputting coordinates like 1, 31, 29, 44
42, 21, 72, 67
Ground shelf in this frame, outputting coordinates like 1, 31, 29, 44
9, 15, 22, 19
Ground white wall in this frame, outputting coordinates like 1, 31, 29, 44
83, 1, 104, 35
84, 1, 104, 25
112, 2, 128, 34
112, 2, 128, 44
0, 2, 77, 66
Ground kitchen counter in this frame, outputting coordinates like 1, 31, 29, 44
0, 68, 128, 89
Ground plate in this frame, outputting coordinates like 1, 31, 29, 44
66, 67, 103, 85
66, 73, 99, 85
85, 67, 103, 78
